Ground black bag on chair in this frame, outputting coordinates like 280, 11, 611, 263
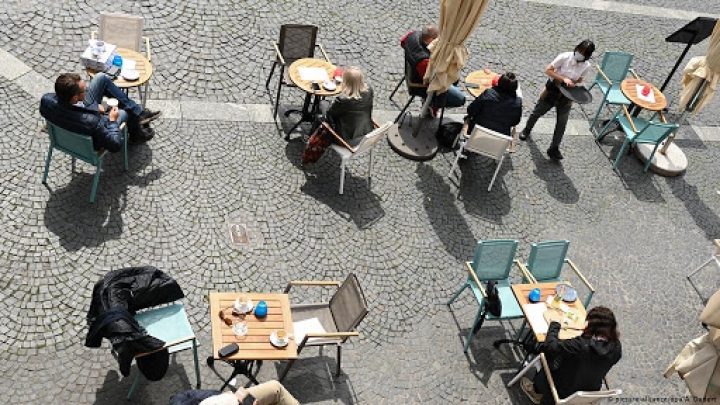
486, 280, 502, 317
436, 121, 464, 149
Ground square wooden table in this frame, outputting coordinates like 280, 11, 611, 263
511, 282, 588, 343
208, 292, 297, 388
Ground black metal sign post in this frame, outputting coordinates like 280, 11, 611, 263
660, 16, 717, 93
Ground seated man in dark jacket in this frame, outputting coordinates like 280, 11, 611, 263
466, 72, 522, 136
39, 72, 161, 152
521, 306, 623, 404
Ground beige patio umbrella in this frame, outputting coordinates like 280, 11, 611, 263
423, 0, 490, 94
678, 20, 720, 113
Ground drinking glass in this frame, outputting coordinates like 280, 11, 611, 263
233, 317, 248, 336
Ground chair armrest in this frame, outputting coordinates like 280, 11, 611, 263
372, 119, 380, 128
622, 105, 638, 133
297, 331, 359, 348
629, 68, 640, 80
408, 82, 428, 89
316, 43, 330, 63
513, 260, 537, 283
564, 259, 595, 293
465, 261, 486, 298
135, 336, 195, 358
120, 122, 127, 130
321, 121, 356, 153
284, 280, 341, 293
596, 65, 612, 85
658, 111, 668, 123
272, 42, 286, 65
603, 377, 611, 389
714, 239, 720, 255
539, 353, 562, 404
91, 30, 97, 40
143, 36, 152, 62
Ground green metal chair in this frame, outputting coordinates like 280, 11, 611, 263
42, 120, 128, 203
596, 108, 679, 172
447, 239, 533, 353
521, 240, 596, 308
127, 302, 201, 399
588, 51, 634, 131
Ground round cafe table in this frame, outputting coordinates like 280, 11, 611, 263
285, 58, 341, 140
465, 69, 498, 98
86, 48, 153, 108
620, 78, 686, 176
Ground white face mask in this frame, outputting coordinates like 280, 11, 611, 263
573, 51, 586, 62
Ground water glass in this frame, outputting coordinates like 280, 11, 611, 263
233, 318, 248, 336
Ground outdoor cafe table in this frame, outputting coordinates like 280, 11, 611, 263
285, 58, 342, 138
511, 282, 587, 343
464, 69, 519, 152
86, 47, 153, 108
208, 292, 297, 389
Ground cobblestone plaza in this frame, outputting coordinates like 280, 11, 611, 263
1, 0, 720, 403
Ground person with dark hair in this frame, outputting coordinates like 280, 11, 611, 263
39, 72, 161, 152
519, 40, 596, 160
465, 71, 522, 136
400, 25, 466, 116
521, 306, 622, 404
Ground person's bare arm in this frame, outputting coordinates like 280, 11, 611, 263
544, 64, 575, 87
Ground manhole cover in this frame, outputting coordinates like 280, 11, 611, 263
229, 223, 250, 245
225, 211, 265, 250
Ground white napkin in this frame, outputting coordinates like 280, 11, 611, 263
292, 317, 326, 344
635, 84, 656, 103
298, 67, 329, 82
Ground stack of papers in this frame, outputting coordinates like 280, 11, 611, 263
298, 67, 329, 82
523, 303, 549, 334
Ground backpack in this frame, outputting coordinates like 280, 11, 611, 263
436, 121, 464, 149
485, 280, 502, 317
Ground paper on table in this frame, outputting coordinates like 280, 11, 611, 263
523, 303, 549, 334
635, 84, 656, 103
292, 317, 326, 344
298, 67, 329, 82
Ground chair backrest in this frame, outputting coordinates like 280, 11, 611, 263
405, 60, 428, 97
595, 51, 633, 85
99, 13, 144, 51
277, 24, 318, 64
464, 125, 512, 161
634, 121, 679, 144
45, 121, 101, 165
329, 273, 369, 333
557, 389, 623, 404
471, 239, 519, 281
527, 240, 570, 282
351, 122, 395, 156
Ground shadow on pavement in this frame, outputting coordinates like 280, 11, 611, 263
275, 357, 357, 404
527, 138, 579, 204
43, 143, 161, 251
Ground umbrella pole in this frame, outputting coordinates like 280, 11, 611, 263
661, 78, 708, 154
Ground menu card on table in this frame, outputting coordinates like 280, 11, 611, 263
523, 303, 549, 334
298, 67, 329, 82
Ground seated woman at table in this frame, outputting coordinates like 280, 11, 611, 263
521, 306, 623, 405
465, 72, 522, 136
326, 66, 374, 148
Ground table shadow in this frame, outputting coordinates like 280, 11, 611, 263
415, 163, 476, 261
43, 143, 162, 251
93, 360, 194, 405
274, 357, 357, 405
526, 138, 579, 204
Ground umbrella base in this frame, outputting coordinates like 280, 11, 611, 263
388, 116, 439, 161
634, 141, 687, 177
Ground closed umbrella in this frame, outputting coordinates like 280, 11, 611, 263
423, 0, 490, 94
678, 20, 720, 113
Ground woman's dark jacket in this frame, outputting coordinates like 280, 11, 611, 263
536, 321, 622, 404
328, 87, 374, 147
466, 87, 522, 136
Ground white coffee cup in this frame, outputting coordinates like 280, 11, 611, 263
276, 330, 288, 344
106, 98, 119, 108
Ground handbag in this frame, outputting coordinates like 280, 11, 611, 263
436, 121, 464, 149
486, 280, 502, 317
301, 125, 332, 165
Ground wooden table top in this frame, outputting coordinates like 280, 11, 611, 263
621, 78, 667, 111
511, 282, 587, 342
465, 69, 498, 97
288, 58, 342, 97
209, 292, 297, 361
86, 47, 153, 89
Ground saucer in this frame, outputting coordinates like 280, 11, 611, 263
121, 70, 140, 81
556, 284, 577, 302
234, 298, 254, 313
322, 80, 336, 91
270, 331, 289, 348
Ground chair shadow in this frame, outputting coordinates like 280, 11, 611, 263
415, 163, 476, 261
292, 143, 386, 229
43, 143, 162, 251
274, 356, 357, 405
526, 138, 579, 204
93, 359, 194, 404
666, 175, 720, 241
594, 133, 666, 203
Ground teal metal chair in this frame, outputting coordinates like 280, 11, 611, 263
588, 51, 634, 131
521, 240, 596, 308
42, 120, 128, 203
596, 108, 679, 172
127, 302, 201, 399
447, 239, 532, 353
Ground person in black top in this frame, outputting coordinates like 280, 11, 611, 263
466, 72, 522, 136
521, 306, 623, 404
327, 66, 375, 148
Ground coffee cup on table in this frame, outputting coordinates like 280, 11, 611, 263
276, 330, 288, 344
106, 98, 118, 108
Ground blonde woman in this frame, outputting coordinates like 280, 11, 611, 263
327, 66, 374, 147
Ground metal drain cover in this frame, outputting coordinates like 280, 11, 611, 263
225, 211, 265, 250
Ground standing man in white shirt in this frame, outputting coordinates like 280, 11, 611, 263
519, 40, 595, 160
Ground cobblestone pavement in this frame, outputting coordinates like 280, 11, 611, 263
1, 0, 719, 404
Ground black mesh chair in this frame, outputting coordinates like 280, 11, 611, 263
265, 24, 329, 118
